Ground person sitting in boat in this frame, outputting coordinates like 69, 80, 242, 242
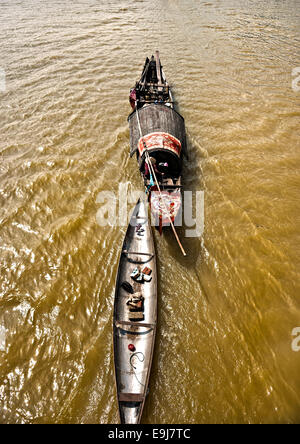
144, 157, 161, 179
129, 88, 136, 109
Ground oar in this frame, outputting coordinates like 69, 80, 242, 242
135, 101, 187, 257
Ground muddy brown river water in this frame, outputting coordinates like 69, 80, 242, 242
0, 0, 299, 424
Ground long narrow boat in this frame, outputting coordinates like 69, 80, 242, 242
113, 199, 157, 424
128, 51, 188, 232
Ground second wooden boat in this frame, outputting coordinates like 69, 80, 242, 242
113, 199, 157, 424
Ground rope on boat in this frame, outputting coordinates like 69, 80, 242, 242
135, 101, 187, 257
130, 352, 145, 388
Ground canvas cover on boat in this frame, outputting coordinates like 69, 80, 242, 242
128, 104, 188, 159
137, 132, 182, 158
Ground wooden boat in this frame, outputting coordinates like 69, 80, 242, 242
128, 51, 188, 232
113, 199, 157, 424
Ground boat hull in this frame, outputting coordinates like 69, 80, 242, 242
113, 200, 157, 424
128, 55, 187, 234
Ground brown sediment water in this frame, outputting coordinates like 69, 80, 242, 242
0, 0, 299, 424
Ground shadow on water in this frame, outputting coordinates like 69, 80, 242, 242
144, 134, 208, 423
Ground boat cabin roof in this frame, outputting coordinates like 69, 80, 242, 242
128, 104, 188, 159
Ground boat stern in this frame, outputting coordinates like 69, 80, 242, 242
150, 189, 182, 229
